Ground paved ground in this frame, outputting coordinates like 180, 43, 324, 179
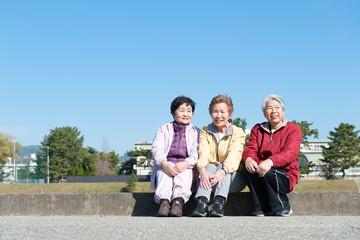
0, 216, 359, 240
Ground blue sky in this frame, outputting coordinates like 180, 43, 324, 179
1, 1, 359, 156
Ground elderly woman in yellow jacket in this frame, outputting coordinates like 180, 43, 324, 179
192, 94, 246, 217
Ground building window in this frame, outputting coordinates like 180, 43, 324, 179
349, 166, 360, 173
314, 145, 322, 151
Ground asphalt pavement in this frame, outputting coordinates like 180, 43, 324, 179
0, 216, 359, 240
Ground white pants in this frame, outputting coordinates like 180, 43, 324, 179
154, 162, 193, 204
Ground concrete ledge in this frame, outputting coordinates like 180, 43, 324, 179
0, 192, 359, 216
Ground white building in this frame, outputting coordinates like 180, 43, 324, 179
133, 141, 153, 175
300, 140, 360, 179
1, 146, 40, 183
2, 157, 37, 182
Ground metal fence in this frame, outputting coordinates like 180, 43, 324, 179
66, 175, 151, 183
1, 179, 45, 184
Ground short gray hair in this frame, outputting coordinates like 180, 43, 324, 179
261, 94, 285, 113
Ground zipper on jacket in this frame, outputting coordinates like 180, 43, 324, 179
216, 137, 221, 163
217, 135, 229, 163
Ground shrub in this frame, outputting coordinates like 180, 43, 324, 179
121, 172, 137, 192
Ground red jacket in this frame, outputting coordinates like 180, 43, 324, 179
242, 119, 302, 191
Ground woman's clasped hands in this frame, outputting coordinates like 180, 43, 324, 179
160, 160, 189, 177
199, 167, 226, 190
245, 157, 273, 177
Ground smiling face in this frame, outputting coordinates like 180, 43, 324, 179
210, 102, 231, 133
172, 103, 193, 125
264, 99, 285, 130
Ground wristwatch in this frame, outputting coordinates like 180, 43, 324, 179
221, 166, 228, 174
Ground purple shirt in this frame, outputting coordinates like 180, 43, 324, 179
167, 123, 188, 163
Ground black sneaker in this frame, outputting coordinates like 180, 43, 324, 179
251, 210, 265, 217
209, 201, 224, 217
275, 205, 293, 217
192, 202, 209, 217
251, 210, 274, 217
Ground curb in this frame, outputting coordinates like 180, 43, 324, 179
0, 192, 359, 216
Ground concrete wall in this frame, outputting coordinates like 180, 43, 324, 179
0, 192, 359, 216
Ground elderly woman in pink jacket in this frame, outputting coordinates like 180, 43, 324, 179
150, 96, 199, 217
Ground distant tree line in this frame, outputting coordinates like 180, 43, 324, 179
1, 119, 359, 182
35, 126, 121, 181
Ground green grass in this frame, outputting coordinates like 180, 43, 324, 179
0, 179, 357, 194
0, 182, 153, 194
294, 179, 358, 192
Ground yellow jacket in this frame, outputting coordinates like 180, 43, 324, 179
196, 121, 245, 173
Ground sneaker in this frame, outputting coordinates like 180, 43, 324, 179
209, 201, 224, 217
251, 210, 265, 217
275, 206, 293, 217
169, 200, 183, 217
157, 201, 170, 217
192, 201, 209, 217
252, 210, 275, 216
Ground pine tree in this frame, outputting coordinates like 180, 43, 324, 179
80, 147, 98, 176
122, 172, 137, 192
292, 121, 319, 143
40, 126, 84, 180
233, 117, 249, 147
320, 123, 360, 179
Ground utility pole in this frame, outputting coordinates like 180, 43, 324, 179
46, 146, 50, 183
14, 140, 16, 183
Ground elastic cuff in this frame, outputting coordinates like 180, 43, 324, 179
214, 195, 226, 206
160, 199, 170, 204
172, 197, 184, 206
196, 196, 208, 204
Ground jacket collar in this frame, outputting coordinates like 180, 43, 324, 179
207, 119, 233, 140
173, 122, 187, 132
170, 121, 193, 132
260, 118, 288, 134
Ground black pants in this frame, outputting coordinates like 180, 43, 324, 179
246, 168, 290, 213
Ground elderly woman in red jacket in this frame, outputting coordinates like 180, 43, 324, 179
242, 94, 302, 217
